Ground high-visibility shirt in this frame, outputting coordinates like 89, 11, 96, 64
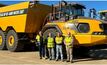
47, 37, 54, 48
64, 36, 73, 46
55, 37, 63, 44
36, 35, 40, 42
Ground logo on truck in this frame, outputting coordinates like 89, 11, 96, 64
0, 9, 27, 17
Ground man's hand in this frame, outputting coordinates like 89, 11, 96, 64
30, 40, 35, 43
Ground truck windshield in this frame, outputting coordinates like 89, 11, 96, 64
48, 3, 85, 22
58, 5, 84, 16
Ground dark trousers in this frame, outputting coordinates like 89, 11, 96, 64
37, 42, 45, 58
38, 45, 45, 58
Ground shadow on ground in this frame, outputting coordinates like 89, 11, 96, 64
16, 43, 107, 63
73, 44, 107, 63
20, 43, 38, 52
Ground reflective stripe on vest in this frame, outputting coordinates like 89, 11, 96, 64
36, 35, 40, 42
55, 37, 63, 44
48, 37, 54, 44
65, 36, 73, 45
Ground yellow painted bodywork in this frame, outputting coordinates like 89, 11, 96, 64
0, 1, 106, 47
47, 18, 107, 46
0, 15, 27, 32
0, 2, 29, 32
0, 2, 29, 12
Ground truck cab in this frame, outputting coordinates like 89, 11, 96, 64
47, 2, 85, 22
42, 1, 107, 47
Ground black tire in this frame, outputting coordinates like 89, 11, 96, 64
43, 28, 58, 39
0, 30, 6, 50
6, 30, 24, 52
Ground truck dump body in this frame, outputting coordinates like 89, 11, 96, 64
0, 2, 51, 33
26, 3, 51, 33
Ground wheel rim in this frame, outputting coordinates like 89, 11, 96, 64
8, 35, 14, 46
0, 35, 2, 45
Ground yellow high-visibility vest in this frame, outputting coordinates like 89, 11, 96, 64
64, 36, 73, 45
36, 35, 40, 42
55, 37, 63, 44
47, 37, 54, 48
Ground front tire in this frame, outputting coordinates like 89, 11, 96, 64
0, 30, 6, 50
43, 28, 58, 39
6, 30, 24, 52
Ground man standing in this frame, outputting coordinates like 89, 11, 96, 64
47, 33, 55, 60
55, 32, 63, 61
64, 32, 74, 63
36, 31, 44, 59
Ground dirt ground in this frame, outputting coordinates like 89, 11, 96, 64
0, 49, 107, 64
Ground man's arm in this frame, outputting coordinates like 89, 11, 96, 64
69, 35, 74, 46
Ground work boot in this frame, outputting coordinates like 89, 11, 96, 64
66, 59, 70, 62
40, 57, 42, 59
71, 60, 73, 63
55, 58, 58, 61
45, 57, 48, 59
49, 57, 52, 60
49, 58, 51, 60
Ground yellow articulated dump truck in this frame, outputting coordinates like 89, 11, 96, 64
0, 1, 51, 51
0, 1, 107, 52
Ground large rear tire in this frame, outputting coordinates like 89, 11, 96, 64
6, 30, 24, 52
0, 30, 6, 50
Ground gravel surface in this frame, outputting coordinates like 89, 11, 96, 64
0, 50, 107, 64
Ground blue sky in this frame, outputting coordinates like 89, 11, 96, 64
0, 0, 107, 18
